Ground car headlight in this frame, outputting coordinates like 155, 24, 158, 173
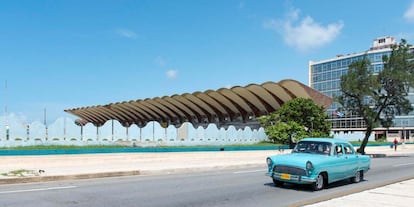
306, 161, 313, 170
266, 157, 273, 166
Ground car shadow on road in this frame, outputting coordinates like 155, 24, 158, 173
264, 179, 367, 192
264, 182, 314, 192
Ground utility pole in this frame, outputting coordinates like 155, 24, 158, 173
44, 108, 48, 141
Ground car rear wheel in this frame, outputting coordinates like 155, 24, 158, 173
273, 178, 284, 186
312, 173, 325, 191
351, 170, 363, 183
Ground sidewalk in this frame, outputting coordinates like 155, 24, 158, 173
304, 179, 414, 207
1, 144, 414, 206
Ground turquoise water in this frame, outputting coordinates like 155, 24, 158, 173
0, 145, 290, 156
0, 143, 405, 156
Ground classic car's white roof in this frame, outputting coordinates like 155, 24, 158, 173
300, 138, 350, 144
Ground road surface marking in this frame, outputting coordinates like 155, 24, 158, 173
0, 186, 77, 194
233, 169, 263, 174
393, 162, 414, 167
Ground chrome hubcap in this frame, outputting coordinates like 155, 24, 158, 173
355, 171, 361, 182
316, 175, 323, 189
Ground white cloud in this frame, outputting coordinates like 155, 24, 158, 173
166, 70, 177, 79
116, 28, 137, 39
264, 8, 343, 52
404, 1, 414, 23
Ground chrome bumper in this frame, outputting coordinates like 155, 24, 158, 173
267, 172, 316, 184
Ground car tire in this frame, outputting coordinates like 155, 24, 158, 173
351, 170, 363, 183
273, 178, 284, 186
312, 173, 325, 191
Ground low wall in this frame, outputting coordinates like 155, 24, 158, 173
0, 115, 268, 147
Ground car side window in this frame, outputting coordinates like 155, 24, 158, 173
334, 144, 343, 155
343, 144, 354, 154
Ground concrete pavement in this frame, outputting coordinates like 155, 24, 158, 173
1, 144, 414, 206
304, 179, 414, 207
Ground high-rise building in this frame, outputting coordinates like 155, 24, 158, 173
309, 36, 414, 141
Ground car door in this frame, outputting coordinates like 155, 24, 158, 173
331, 143, 355, 181
342, 143, 358, 177
330, 143, 346, 181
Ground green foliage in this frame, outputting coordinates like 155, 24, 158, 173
375, 138, 387, 143
264, 121, 308, 144
258, 98, 331, 144
338, 39, 414, 154
2, 169, 37, 177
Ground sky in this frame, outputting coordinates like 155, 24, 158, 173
1, 0, 414, 124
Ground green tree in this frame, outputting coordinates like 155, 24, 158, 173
259, 98, 331, 146
337, 39, 414, 154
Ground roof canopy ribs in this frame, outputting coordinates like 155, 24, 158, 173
65, 80, 333, 128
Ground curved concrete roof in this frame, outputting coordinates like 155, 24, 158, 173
64, 79, 333, 128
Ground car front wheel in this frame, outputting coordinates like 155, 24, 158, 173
312, 173, 325, 191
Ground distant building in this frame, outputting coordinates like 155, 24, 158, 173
309, 36, 414, 142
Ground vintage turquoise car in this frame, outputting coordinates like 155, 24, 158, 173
266, 138, 371, 191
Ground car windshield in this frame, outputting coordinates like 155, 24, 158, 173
292, 141, 332, 155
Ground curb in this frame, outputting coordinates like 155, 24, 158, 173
289, 175, 414, 207
0, 163, 265, 185
367, 153, 387, 158
0, 171, 141, 185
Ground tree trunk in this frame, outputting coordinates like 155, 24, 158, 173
288, 135, 296, 149
357, 128, 372, 155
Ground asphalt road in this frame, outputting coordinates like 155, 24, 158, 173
1, 155, 414, 207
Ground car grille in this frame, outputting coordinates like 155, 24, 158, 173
273, 165, 307, 176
